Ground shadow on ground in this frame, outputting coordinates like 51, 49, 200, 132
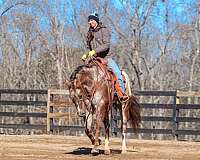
65, 147, 123, 155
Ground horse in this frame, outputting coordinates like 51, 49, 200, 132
66, 58, 141, 155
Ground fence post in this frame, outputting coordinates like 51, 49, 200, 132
173, 90, 180, 140
47, 90, 53, 134
0, 93, 3, 134
46, 89, 72, 134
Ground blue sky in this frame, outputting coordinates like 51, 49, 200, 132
0, 0, 195, 22
0, 0, 3, 12
0, 0, 197, 39
0, 0, 197, 60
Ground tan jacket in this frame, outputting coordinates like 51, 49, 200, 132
86, 23, 111, 58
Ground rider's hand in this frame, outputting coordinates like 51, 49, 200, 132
88, 50, 96, 57
81, 50, 96, 61
81, 53, 88, 61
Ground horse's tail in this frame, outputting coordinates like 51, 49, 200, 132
125, 95, 141, 133
122, 70, 132, 96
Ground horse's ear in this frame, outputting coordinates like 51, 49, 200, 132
64, 79, 70, 88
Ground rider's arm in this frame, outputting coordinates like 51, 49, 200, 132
95, 27, 111, 57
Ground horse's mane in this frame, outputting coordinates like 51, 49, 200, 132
70, 64, 93, 80
70, 65, 85, 81
70, 62, 100, 82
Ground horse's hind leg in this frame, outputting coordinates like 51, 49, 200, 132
103, 114, 110, 155
121, 104, 128, 154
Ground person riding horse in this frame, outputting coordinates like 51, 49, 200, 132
67, 13, 141, 154
81, 12, 128, 103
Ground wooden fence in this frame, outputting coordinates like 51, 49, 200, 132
0, 89, 200, 140
126, 90, 200, 140
0, 89, 47, 131
47, 89, 76, 133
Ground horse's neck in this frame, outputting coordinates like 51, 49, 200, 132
84, 65, 102, 81
77, 66, 98, 89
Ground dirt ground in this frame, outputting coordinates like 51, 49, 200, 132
0, 135, 199, 160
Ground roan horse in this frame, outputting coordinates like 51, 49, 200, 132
66, 58, 141, 155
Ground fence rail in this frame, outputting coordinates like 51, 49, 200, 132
0, 89, 200, 140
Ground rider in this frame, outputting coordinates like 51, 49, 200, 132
81, 12, 128, 103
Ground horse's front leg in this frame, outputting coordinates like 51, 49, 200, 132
121, 104, 128, 154
103, 114, 111, 155
91, 110, 104, 155
91, 112, 101, 154
85, 113, 95, 145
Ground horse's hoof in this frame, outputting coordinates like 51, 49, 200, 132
104, 149, 111, 155
121, 149, 127, 154
91, 148, 99, 155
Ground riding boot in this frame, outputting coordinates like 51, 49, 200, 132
115, 80, 129, 103
106, 58, 129, 103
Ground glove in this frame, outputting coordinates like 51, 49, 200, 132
81, 50, 96, 61
81, 53, 88, 61
88, 50, 96, 57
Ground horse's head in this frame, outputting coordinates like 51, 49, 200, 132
67, 64, 102, 117
66, 66, 90, 117
69, 85, 87, 117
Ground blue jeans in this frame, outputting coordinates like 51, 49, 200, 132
107, 58, 125, 92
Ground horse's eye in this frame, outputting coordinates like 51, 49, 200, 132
79, 95, 83, 100
69, 89, 75, 97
